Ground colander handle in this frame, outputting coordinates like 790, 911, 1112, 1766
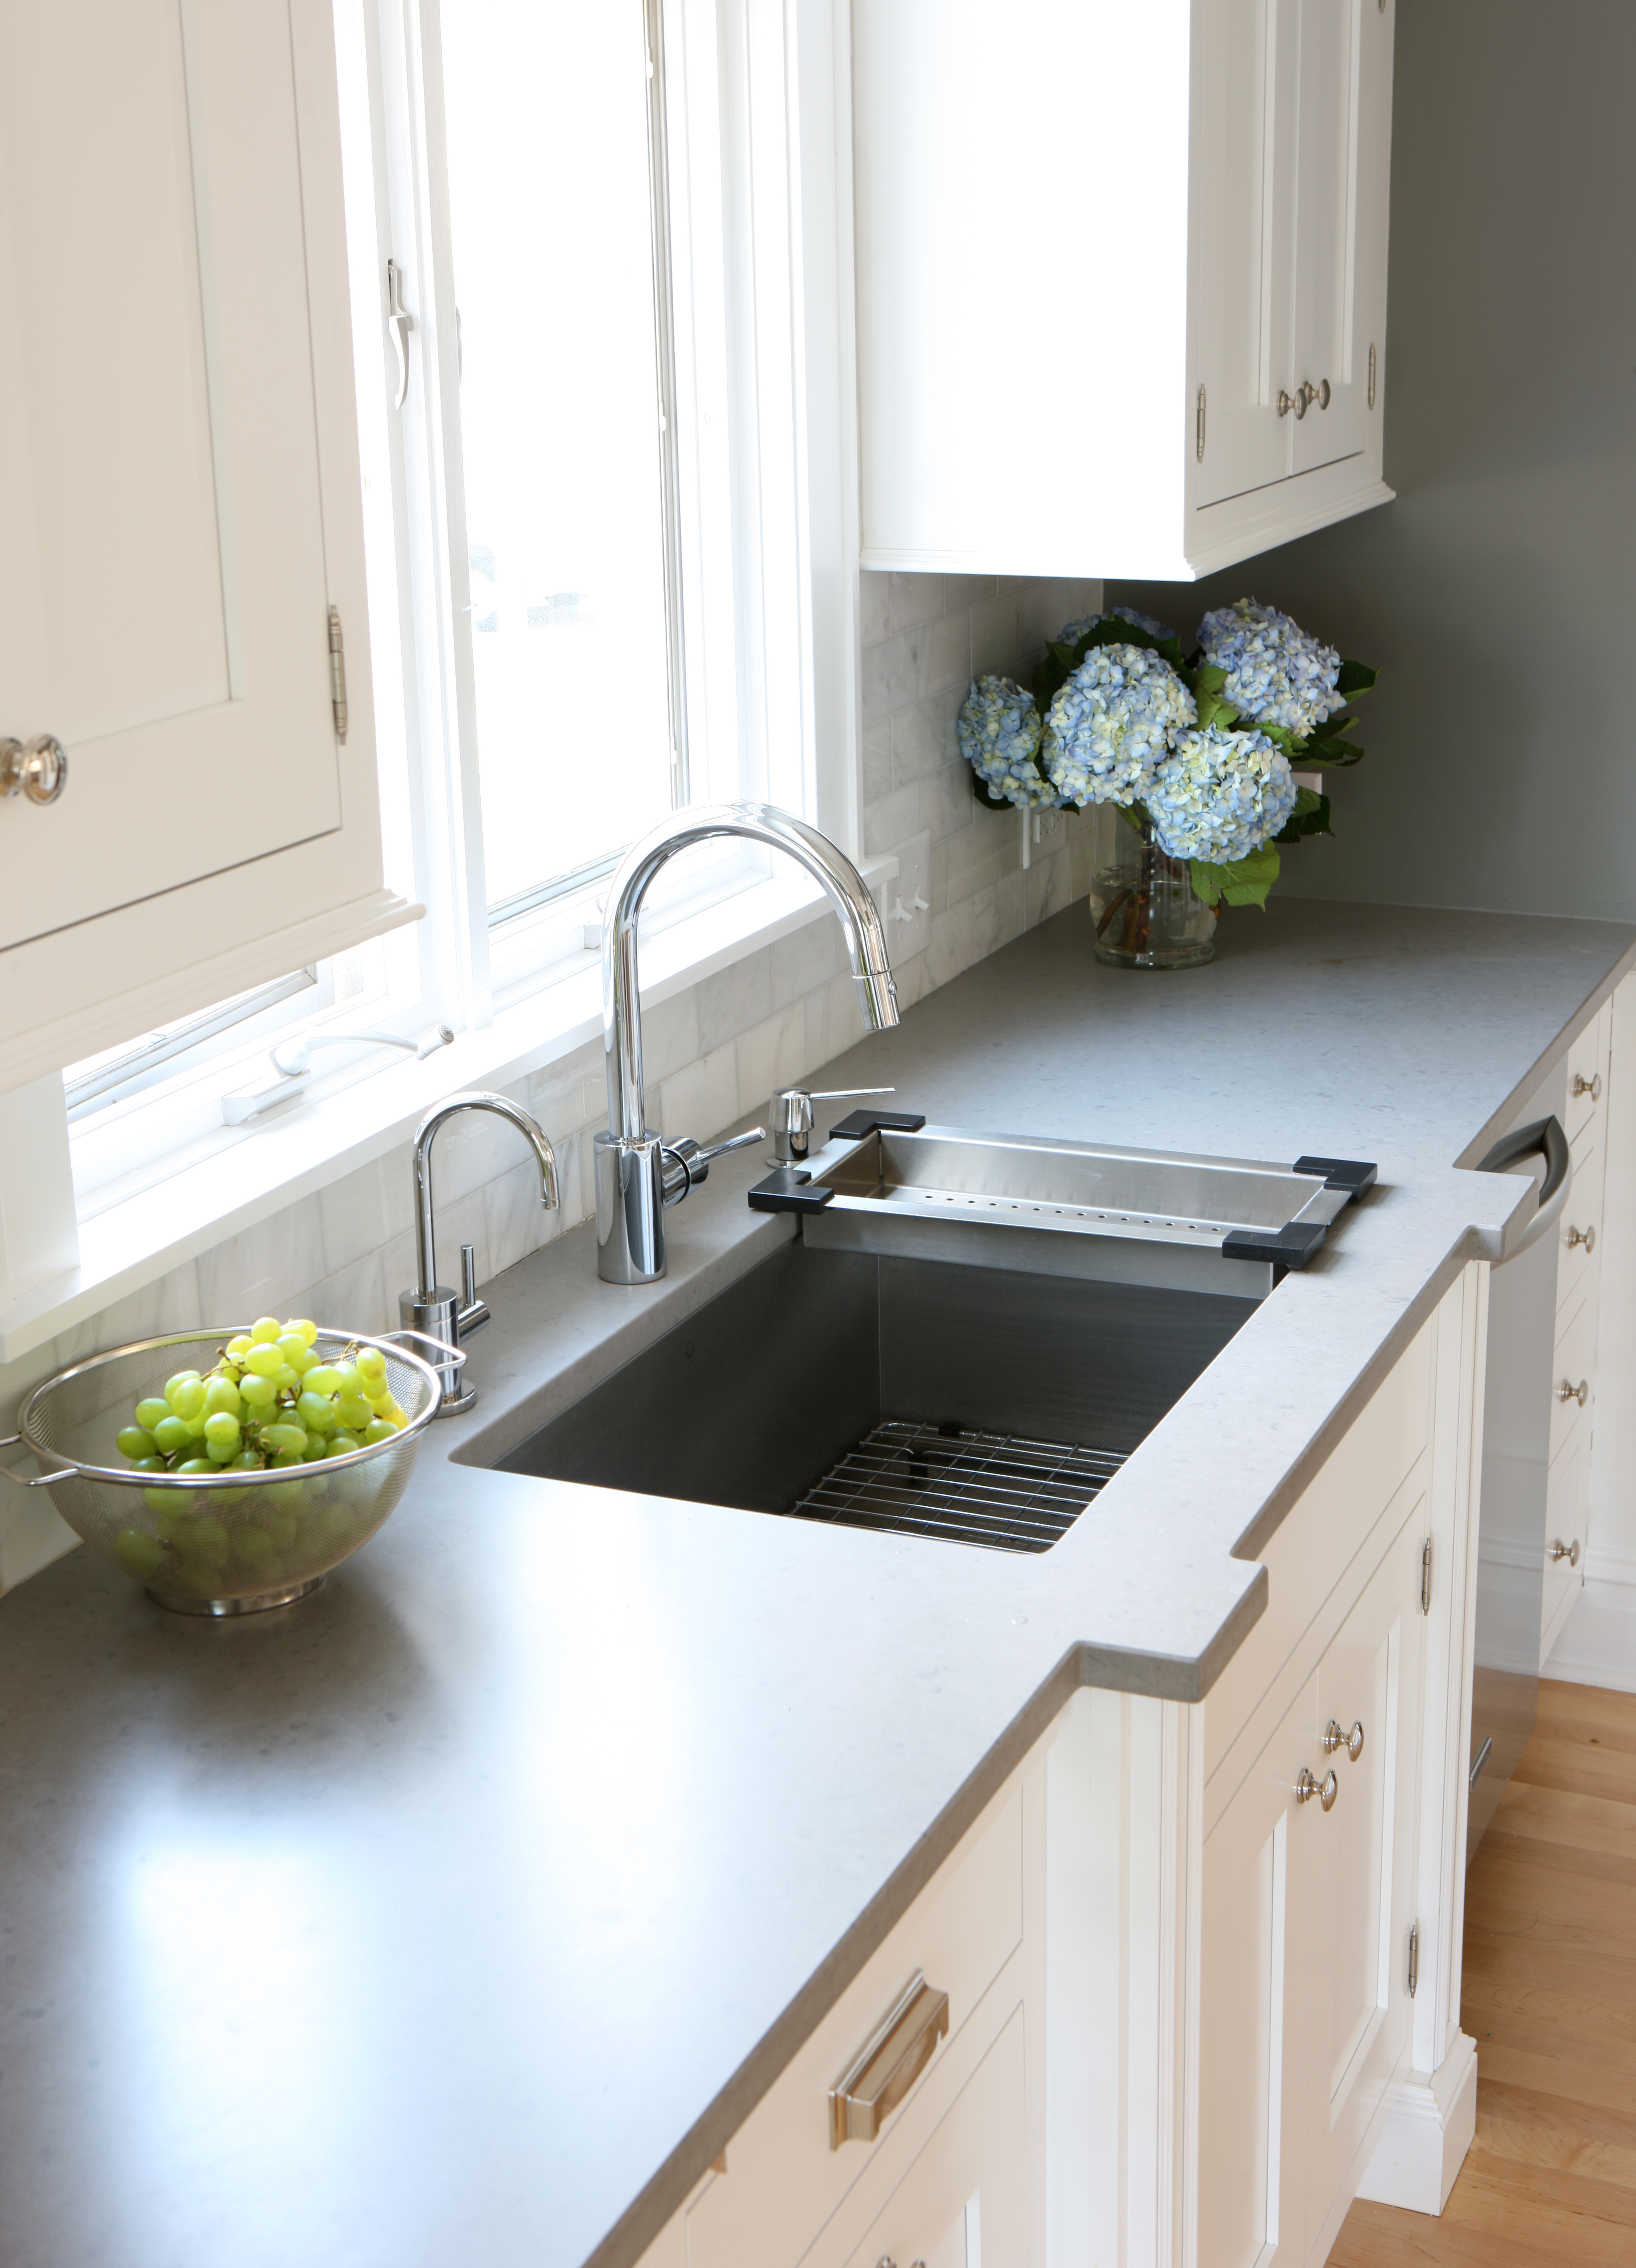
0, 1435, 60, 1488
379, 1328, 467, 1368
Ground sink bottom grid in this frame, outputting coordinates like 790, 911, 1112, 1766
789, 1419, 1126, 1554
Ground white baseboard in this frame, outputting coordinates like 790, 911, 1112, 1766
1546, 1554, 1636, 1693
1354, 2032, 1478, 2214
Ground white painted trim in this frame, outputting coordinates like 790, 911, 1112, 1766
0, 855, 895, 1364
0, 888, 422, 1096
1355, 2032, 1478, 2216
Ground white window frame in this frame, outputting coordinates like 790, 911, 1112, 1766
8, 0, 870, 1361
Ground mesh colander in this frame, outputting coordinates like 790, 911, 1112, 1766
0, 1326, 458, 1616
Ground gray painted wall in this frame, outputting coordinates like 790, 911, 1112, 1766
1112, 0, 1636, 919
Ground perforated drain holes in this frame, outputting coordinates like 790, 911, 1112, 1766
789, 1421, 1127, 1553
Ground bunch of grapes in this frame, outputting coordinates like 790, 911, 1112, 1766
110, 1318, 408, 1588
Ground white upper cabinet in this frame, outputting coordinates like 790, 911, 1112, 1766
0, 0, 412, 1090
851, 0, 1395, 581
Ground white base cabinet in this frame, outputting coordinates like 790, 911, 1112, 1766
636, 1266, 1487, 2268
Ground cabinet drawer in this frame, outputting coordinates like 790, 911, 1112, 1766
1556, 1122, 1605, 1317
1549, 1295, 1597, 1467
1565, 1005, 1611, 1141
684, 1783, 1023, 2268
824, 2004, 1027, 2268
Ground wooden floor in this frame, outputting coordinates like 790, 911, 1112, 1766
1334, 1679, 1636, 2267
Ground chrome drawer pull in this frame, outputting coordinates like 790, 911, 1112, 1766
1567, 1223, 1596, 1252
1558, 1378, 1589, 1407
1573, 1071, 1602, 1101
1296, 1766, 1338, 1811
1324, 1718, 1365, 1763
1551, 1537, 1581, 1567
829, 1971, 950, 2148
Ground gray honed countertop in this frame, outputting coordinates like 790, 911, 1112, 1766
2, 898, 1631, 2268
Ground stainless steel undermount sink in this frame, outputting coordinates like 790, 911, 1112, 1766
489, 1124, 1372, 1555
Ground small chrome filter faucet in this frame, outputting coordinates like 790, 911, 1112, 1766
596, 803, 900, 1285
400, 1090, 559, 1412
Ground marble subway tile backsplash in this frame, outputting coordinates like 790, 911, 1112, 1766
0, 570, 1105, 1593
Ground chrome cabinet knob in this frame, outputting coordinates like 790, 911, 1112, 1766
1296, 1766, 1338, 1811
1567, 1223, 1596, 1252
1324, 1718, 1365, 1763
1558, 1377, 1590, 1407
1279, 379, 1332, 419
1573, 1071, 1602, 1101
0, 734, 67, 805
1551, 1537, 1581, 1567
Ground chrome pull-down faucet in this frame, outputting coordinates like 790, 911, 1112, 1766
400, 1089, 560, 1412
596, 803, 900, 1285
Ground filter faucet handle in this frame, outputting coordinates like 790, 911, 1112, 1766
769, 1085, 895, 1164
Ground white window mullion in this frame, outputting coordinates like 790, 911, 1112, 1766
372, 0, 494, 1033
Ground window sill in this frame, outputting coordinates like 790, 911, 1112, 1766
0, 856, 898, 1365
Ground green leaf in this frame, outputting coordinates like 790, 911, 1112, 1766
1274, 787, 1332, 844
1189, 843, 1282, 909
1296, 737, 1366, 769
1194, 681, 1241, 733
1116, 800, 1148, 834
1258, 721, 1300, 755
1336, 657, 1378, 698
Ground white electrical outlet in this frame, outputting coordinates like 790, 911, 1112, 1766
887, 828, 932, 959
1033, 808, 1064, 849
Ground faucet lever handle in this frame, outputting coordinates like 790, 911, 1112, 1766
456, 1242, 491, 1338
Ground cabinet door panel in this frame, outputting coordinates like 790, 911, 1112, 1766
837, 2005, 1027, 2268
1199, 1678, 1312, 2268
0, 0, 343, 952
1306, 1508, 1424, 2237
1194, 0, 1296, 508
1289, 0, 1377, 476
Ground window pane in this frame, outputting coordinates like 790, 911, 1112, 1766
440, 0, 676, 911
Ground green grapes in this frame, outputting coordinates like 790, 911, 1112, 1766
109, 1322, 409, 1589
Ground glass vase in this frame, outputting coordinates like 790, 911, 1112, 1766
1087, 808, 1217, 970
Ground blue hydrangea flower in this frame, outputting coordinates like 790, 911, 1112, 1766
1196, 597, 1345, 739
1147, 725, 1298, 862
1055, 605, 1175, 648
1042, 645, 1196, 806
956, 675, 1059, 808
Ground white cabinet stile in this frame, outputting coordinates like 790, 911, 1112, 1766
0, 0, 415, 1092
852, 0, 1396, 579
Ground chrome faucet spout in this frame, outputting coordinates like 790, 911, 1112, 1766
598, 803, 898, 1284
402, 1089, 560, 1413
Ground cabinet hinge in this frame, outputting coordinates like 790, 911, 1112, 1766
1421, 1536, 1433, 1614
1196, 382, 1206, 461
328, 606, 349, 745
1407, 1921, 1419, 1998
1368, 343, 1378, 410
